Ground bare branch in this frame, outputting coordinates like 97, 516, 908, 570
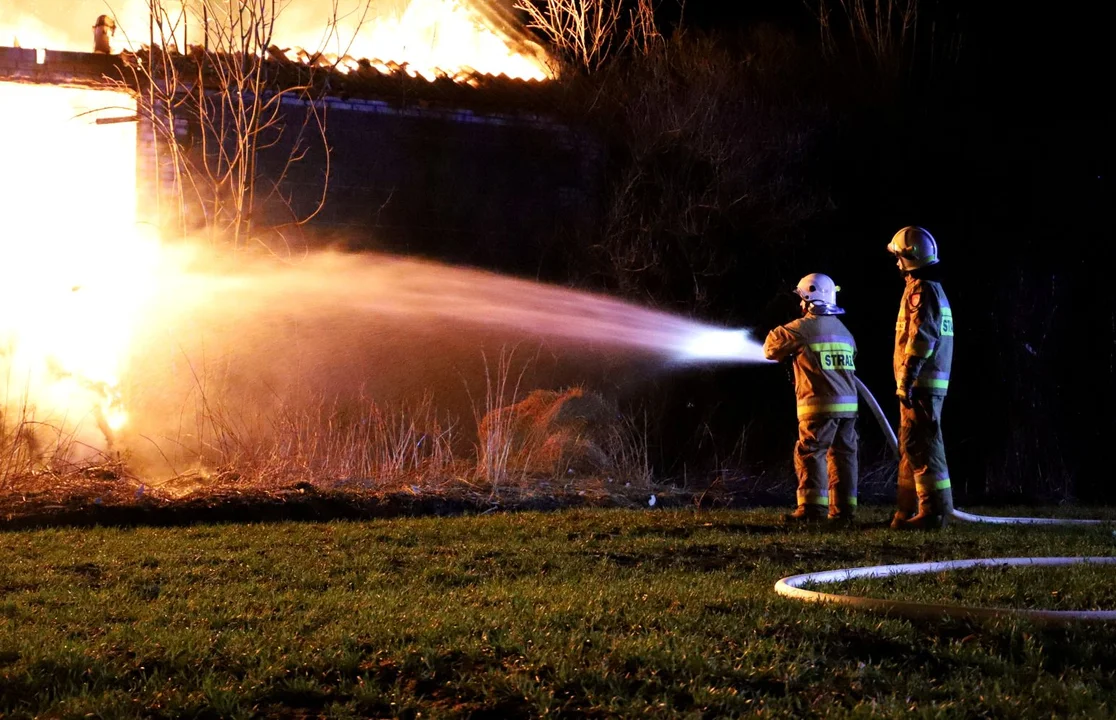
513, 0, 627, 73
106, 0, 371, 248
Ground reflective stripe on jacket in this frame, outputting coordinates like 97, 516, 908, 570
764, 314, 858, 419
893, 277, 953, 395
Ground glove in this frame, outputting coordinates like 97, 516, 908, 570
897, 356, 925, 408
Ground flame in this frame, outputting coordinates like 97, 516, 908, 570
280, 0, 551, 80
0, 0, 151, 54
0, 0, 551, 82
0, 82, 160, 451
0, 0, 551, 464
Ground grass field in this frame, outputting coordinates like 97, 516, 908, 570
2, 507, 1115, 718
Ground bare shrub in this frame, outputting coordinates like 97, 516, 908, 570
575, 30, 830, 314
478, 386, 617, 479
816, 0, 918, 64
108, 0, 371, 247
811, 0, 963, 81
514, 0, 662, 74
980, 271, 1072, 501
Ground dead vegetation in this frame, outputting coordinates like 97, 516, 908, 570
513, 0, 661, 74
1, 351, 686, 527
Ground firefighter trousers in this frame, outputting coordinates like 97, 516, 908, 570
897, 393, 954, 517
794, 416, 858, 516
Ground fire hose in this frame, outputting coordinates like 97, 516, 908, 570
851, 377, 1105, 527
772, 378, 1116, 624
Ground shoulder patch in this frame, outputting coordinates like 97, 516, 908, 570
909, 291, 922, 309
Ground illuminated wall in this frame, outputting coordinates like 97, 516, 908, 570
0, 81, 157, 453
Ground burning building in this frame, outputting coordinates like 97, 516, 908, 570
0, 0, 602, 467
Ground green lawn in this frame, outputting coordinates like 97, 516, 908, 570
2, 508, 1115, 718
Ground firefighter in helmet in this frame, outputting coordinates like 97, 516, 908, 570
888, 226, 954, 529
764, 273, 859, 523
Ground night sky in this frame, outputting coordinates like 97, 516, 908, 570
659, 0, 1108, 108
655, 0, 1110, 201
658, 0, 813, 30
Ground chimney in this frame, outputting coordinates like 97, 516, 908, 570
93, 14, 116, 54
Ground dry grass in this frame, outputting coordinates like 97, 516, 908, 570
0, 396, 128, 493
252, 391, 458, 487
811, 0, 964, 81
603, 406, 653, 487
469, 347, 532, 492
153, 381, 462, 492
1, 347, 664, 506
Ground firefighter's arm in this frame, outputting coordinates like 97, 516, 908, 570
763, 325, 802, 362
898, 289, 941, 392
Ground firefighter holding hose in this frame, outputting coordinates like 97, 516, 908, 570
764, 274, 859, 524
888, 226, 954, 530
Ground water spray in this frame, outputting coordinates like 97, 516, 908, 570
155, 252, 778, 369
676, 328, 772, 364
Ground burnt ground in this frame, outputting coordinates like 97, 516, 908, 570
0, 475, 790, 532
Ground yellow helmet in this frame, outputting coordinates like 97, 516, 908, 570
887, 226, 939, 272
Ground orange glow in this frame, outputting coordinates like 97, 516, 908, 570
0, 1, 150, 54
0, 82, 160, 452
0, 0, 551, 82
283, 0, 551, 81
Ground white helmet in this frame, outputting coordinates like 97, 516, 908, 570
887, 226, 939, 272
794, 273, 840, 306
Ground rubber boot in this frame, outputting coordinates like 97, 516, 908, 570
892, 480, 918, 529
828, 500, 857, 527
895, 511, 947, 530
894, 487, 953, 531
784, 504, 827, 524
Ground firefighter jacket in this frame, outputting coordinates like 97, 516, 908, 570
893, 276, 953, 395
764, 313, 858, 419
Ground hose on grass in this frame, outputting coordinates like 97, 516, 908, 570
775, 556, 1116, 625
853, 377, 1104, 526
772, 378, 1114, 624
